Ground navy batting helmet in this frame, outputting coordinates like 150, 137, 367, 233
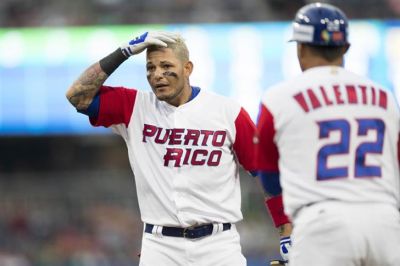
290, 2, 349, 46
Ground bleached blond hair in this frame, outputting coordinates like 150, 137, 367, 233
147, 34, 189, 62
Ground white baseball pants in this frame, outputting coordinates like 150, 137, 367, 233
290, 201, 400, 266
139, 224, 246, 266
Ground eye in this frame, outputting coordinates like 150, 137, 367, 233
162, 64, 172, 69
146, 65, 155, 72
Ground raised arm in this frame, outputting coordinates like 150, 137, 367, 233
65, 31, 180, 111
66, 62, 108, 111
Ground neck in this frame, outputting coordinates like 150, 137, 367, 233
167, 84, 192, 107
302, 57, 343, 71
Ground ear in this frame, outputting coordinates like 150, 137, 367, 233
184, 61, 193, 77
343, 43, 350, 54
297, 43, 306, 71
297, 43, 306, 60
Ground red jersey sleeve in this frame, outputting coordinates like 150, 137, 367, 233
258, 104, 290, 227
90, 86, 137, 128
257, 104, 279, 172
233, 107, 258, 172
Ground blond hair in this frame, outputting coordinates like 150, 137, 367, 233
147, 34, 189, 62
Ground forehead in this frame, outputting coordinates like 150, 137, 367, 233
146, 47, 179, 64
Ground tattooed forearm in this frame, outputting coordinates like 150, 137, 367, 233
66, 62, 108, 110
68, 90, 96, 109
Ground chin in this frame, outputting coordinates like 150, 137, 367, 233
155, 93, 171, 102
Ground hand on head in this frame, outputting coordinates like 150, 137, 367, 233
121, 31, 181, 57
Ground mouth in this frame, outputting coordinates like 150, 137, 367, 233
155, 84, 169, 89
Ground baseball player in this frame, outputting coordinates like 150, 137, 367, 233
257, 3, 400, 266
65, 31, 258, 266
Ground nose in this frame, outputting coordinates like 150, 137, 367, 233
153, 67, 164, 80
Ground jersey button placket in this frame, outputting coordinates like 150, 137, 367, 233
171, 109, 185, 222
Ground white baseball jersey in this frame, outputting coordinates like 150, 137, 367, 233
257, 66, 400, 219
90, 86, 257, 227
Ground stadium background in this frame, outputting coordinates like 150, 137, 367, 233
1, 0, 400, 265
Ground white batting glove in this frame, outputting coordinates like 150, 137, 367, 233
280, 236, 291, 265
120, 31, 179, 57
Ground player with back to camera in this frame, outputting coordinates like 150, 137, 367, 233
257, 2, 400, 266
65, 31, 258, 266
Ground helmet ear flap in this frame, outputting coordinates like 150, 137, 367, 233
290, 3, 349, 47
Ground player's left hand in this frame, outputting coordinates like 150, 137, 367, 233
280, 236, 291, 265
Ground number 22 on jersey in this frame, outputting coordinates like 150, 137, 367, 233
316, 118, 385, 180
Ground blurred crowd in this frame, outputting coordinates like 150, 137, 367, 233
0, 0, 399, 27
0, 137, 275, 266
0, 150, 144, 266
0, 169, 273, 266
0, 137, 140, 266
0, 201, 141, 266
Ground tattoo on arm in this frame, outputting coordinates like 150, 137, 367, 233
67, 62, 108, 110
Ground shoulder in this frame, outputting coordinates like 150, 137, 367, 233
202, 89, 242, 108
99, 85, 141, 98
338, 68, 393, 95
198, 89, 243, 118
261, 78, 298, 104
129, 89, 155, 103
200, 89, 230, 100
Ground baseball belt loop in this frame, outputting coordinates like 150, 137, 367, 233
152, 225, 163, 237
211, 223, 222, 235
183, 227, 188, 238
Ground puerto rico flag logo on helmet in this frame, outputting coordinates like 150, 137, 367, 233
321, 29, 344, 44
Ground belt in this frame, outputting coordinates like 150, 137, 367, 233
292, 199, 337, 220
145, 223, 231, 239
